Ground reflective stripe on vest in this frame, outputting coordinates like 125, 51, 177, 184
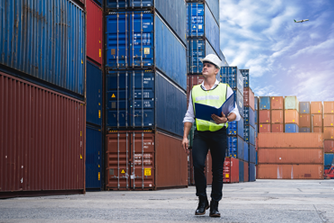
192, 83, 228, 132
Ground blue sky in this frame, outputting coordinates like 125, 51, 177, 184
219, 0, 334, 101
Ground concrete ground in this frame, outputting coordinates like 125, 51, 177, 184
1, 180, 334, 223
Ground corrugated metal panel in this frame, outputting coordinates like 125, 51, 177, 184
244, 161, 249, 182
324, 127, 334, 140
244, 107, 255, 127
271, 96, 284, 110
106, 70, 186, 136
313, 127, 322, 133
324, 140, 334, 153
243, 87, 254, 110
272, 124, 283, 132
237, 138, 244, 161
0, 71, 85, 194
204, 0, 219, 26
254, 96, 258, 110
243, 141, 248, 162
249, 163, 255, 181
324, 114, 334, 127
300, 127, 310, 132
227, 118, 244, 138
313, 114, 322, 127
249, 144, 256, 164
239, 160, 244, 182
244, 125, 255, 145
0, 0, 85, 96
259, 124, 271, 133
254, 110, 258, 124
311, 101, 323, 114
324, 101, 334, 114
300, 114, 311, 127
324, 154, 334, 167
240, 69, 249, 88
86, 125, 102, 190
300, 102, 310, 114
259, 97, 270, 110
227, 136, 243, 159
105, 130, 188, 190
284, 96, 299, 112
271, 110, 283, 124
105, 12, 187, 90
259, 110, 270, 123
284, 110, 299, 125
87, 0, 103, 65
220, 66, 244, 96
285, 124, 299, 133
223, 157, 239, 183
257, 164, 323, 179
258, 133, 323, 148
86, 61, 102, 126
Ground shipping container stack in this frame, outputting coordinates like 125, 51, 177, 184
258, 96, 271, 133
105, 0, 188, 190
241, 69, 256, 182
86, 0, 104, 191
311, 101, 323, 133
299, 102, 311, 132
324, 102, 334, 171
284, 96, 299, 133
271, 97, 284, 133
0, 0, 86, 198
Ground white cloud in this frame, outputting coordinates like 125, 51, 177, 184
290, 39, 334, 58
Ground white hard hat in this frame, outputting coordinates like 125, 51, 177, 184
200, 54, 222, 69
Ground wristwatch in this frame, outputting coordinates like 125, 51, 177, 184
226, 116, 229, 122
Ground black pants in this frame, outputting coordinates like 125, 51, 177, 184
192, 127, 227, 201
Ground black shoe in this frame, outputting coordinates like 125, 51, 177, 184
195, 196, 209, 215
209, 200, 221, 217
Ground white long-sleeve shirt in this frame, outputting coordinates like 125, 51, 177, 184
183, 80, 241, 123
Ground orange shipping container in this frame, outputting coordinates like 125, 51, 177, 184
271, 96, 284, 110
313, 127, 323, 133
258, 148, 323, 164
313, 114, 323, 127
271, 110, 283, 123
284, 110, 299, 125
299, 114, 311, 127
257, 164, 323, 179
324, 127, 334, 140
324, 101, 334, 114
259, 110, 271, 123
271, 124, 284, 132
258, 133, 323, 148
311, 101, 323, 114
324, 140, 334, 153
324, 114, 334, 127
259, 124, 271, 133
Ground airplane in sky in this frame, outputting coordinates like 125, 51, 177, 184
294, 19, 309, 23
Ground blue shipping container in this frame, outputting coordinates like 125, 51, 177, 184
244, 125, 255, 145
249, 144, 256, 164
285, 124, 299, 133
227, 118, 244, 138
300, 102, 311, 114
105, 12, 187, 90
227, 136, 243, 159
249, 163, 256, 182
187, 39, 219, 75
243, 141, 249, 162
239, 160, 244, 182
187, 3, 220, 56
235, 90, 244, 118
106, 70, 186, 136
87, 61, 102, 126
255, 151, 258, 165
0, 0, 85, 96
240, 69, 249, 88
324, 154, 334, 166
86, 125, 103, 190
105, 0, 186, 45
220, 66, 244, 96
254, 96, 258, 110
259, 97, 270, 110
255, 110, 258, 124
205, 0, 220, 26
300, 127, 311, 132
244, 107, 255, 128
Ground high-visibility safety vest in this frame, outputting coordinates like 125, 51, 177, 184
192, 83, 229, 132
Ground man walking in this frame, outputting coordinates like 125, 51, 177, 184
182, 54, 241, 217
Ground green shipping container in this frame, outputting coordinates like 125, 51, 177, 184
285, 96, 299, 112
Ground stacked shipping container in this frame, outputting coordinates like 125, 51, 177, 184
284, 96, 299, 133
105, 0, 188, 190
311, 102, 323, 133
299, 102, 311, 132
271, 97, 284, 133
0, 0, 86, 198
324, 102, 334, 170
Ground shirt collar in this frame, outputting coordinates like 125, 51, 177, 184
201, 79, 220, 90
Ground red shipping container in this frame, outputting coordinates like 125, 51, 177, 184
271, 96, 284, 110
324, 140, 334, 153
299, 114, 311, 127
271, 124, 284, 132
87, 0, 103, 65
259, 110, 271, 123
0, 72, 85, 197
324, 101, 334, 114
284, 110, 299, 125
324, 114, 334, 127
105, 130, 188, 190
311, 101, 323, 114
259, 124, 271, 133
271, 110, 283, 123
223, 157, 239, 183
258, 133, 323, 148
313, 114, 323, 127
324, 127, 334, 140
313, 127, 322, 133
244, 161, 249, 182
257, 164, 323, 179
243, 87, 255, 110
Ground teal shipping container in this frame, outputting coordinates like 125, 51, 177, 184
259, 97, 270, 110
285, 96, 299, 112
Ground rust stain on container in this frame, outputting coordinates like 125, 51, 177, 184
271, 124, 284, 132
324, 140, 334, 153
0, 72, 85, 195
284, 110, 299, 125
271, 96, 284, 110
313, 114, 323, 127
324, 114, 334, 127
258, 148, 323, 164
258, 133, 323, 148
324, 127, 334, 140
300, 114, 311, 127
257, 164, 323, 179
259, 110, 271, 123
311, 101, 323, 114
271, 110, 283, 124
259, 124, 271, 133
105, 130, 188, 190
324, 102, 334, 114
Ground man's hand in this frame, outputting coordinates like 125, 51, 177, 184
182, 137, 190, 154
211, 112, 228, 124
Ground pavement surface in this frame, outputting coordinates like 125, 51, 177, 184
1, 180, 334, 223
